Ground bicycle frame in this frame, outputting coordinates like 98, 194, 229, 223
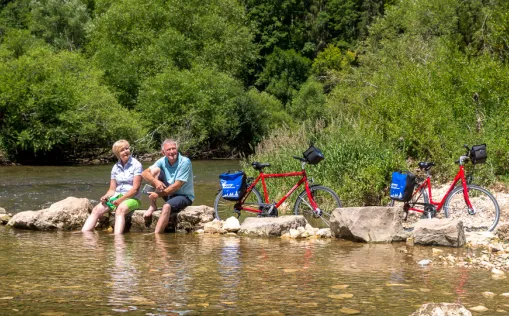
407, 162, 473, 214
238, 168, 318, 214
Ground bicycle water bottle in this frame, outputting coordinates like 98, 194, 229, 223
105, 194, 123, 211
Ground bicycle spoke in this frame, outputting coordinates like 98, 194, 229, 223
444, 185, 500, 232
214, 188, 262, 223
293, 186, 341, 229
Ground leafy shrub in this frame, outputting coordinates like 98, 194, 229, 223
243, 121, 406, 207
0, 43, 146, 163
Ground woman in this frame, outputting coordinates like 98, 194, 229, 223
82, 140, 143, 234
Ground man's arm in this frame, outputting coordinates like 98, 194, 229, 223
160, 180, 185, 197
146, 180, 184, 201
142, 167, 166, 191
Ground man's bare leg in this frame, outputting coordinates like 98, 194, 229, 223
154, 203, 171, 234
144, 168, 162, 224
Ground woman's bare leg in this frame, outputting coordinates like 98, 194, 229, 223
82, 203, 109, 232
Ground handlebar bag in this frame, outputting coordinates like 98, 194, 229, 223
303, 146, 324, 165
219, 171, 247, 201
390, 171, 416, 202
470, 144, 487, 164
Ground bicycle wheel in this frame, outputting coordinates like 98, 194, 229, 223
214, 188, 263, 223
293, 185, 341, 229
443, 184, 500, 232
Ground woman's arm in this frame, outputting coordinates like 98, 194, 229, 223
100, 179, 117, 203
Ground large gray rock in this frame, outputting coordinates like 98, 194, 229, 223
0, 207, 6, 214
7, 197, 92, 230
176, 205, 215, 231
238, 215, 307, 237
410, 303, 472, 315
413, 218, 466, 247
204, 219, 227, 234
330, 206, 403, 242
104, 205, 215, 232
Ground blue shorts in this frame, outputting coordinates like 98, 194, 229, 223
165, 195, 192, 212
157, 173, 192, 211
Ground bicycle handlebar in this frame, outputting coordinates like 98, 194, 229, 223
455, 155, 470, 165
293, 156, 307, 162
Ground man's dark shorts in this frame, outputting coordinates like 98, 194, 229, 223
157, 171, 192, 211
165, 195, 192, 212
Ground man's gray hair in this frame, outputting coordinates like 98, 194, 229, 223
161, 139, 178, 150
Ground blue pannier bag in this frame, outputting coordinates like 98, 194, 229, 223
219, 171, 247, 201
390, 171, 416, 202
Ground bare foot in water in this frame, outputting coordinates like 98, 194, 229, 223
143, 202, 157, 227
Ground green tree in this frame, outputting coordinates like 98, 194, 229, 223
0, 0, 31, 33
137, 66, 264, 156
327, 0, 509, 180
87, 0, 257, 109
256, 48, 311, 106
29, 0, 90, 51
0, 41, 145, 163
289, 78, 326, 121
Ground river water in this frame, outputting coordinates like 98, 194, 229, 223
0, 160, 239, 213
1, 161, 509, 314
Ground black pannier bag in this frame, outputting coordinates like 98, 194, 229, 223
303, 146, 324, 165
470, 144, 487, 164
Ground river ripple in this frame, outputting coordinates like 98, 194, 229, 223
1, 226, 509, 315
0, 160, 240, 213
2, 161, 509, 314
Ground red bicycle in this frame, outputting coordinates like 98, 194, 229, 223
390, 145, 500, 231
214, 147, 341, 228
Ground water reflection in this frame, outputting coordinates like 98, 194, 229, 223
218, 237, 241, 304
1, 227, 509, 315
107, 235, 138, 311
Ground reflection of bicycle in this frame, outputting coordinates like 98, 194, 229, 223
391, 145, 500, 231
214, 147, 341, 228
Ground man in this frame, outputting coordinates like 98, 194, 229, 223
142, 139, 194, 233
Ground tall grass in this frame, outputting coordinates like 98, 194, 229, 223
243, 120, 407, 207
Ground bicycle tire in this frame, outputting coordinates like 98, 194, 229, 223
293, 185, 341, 228
443, 184, 500, 232
214, 188, 263, 223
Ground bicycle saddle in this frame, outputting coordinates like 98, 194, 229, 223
252, 162, 270, 171
418, 162, 435, 171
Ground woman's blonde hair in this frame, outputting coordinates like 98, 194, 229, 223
112, 140, 130, 159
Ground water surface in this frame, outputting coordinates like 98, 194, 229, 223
0, 160, 240, 213
0, 226, 507, 315
1, 161, 508, 315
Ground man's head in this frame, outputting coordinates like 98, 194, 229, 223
161, 139, 179, 164
112, 139, 130, 160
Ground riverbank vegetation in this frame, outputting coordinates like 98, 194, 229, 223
1, 0, 509, 205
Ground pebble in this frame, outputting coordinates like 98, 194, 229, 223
431, 232, 509, 271
470, 305, 489, 312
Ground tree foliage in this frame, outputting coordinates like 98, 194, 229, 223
256, 48, 312, 106
0, 38, 145, 163
87, 0, 257, 109
1, 0, 509, 205
30, 0, 90, 51
136, 66, 281, 156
